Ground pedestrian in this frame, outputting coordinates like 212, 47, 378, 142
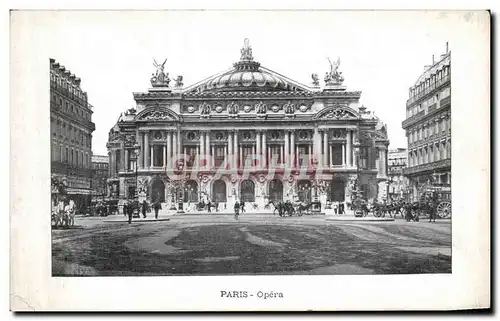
154, 201, 162, 219
234, 200, 240, 220
142, 200, 148, 218
126, 201, 133, 224
207, 200, 212, 213
240, 201, 245, 213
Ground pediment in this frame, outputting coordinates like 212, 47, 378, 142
312, 105, 359, 120
135, 108, 181, 122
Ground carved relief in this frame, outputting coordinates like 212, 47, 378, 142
141, 110, 176, 121
227, 102, 240, 116
200, 102, 211, 116
255, 101, 267, 114
323, 108, 357, 120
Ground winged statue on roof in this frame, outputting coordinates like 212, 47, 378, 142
151, 57, 170, 87
325, 56, 344, 85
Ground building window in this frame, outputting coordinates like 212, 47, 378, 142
65, 148, 69, 163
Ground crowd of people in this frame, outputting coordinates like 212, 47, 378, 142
51, 198, 76, 228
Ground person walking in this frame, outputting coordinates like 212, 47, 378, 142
142, 200, 148, 218
234, 200, 240, 220
207, 199, 212, 213
153, 201, 162, 219
240, 200, 245, 213
126, 201, 133, 224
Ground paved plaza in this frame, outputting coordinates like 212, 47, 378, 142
52, 214, 451, 276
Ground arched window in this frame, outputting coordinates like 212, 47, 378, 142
240, 180, 255, 202
212, 180, 227, 203
184, 180, 198, 202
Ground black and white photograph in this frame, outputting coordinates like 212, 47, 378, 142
10, 8, 490, 311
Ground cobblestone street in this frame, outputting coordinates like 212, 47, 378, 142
52, 214, 451, 276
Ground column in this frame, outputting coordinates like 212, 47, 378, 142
234, 131, 239, 168
239, 146, 243, 168
284, 131, 289, 164
200, 131, 205, 167
211, 146, 215, 168
138, 132, 144, 169
262, 131, 267, 167
172, 132, 177, 164
150, 146, 154, 167
163, 145, 167, 168
342, 143, 346, 166
144, 131, 150, 169
167, 132, 172, 169
290, 130, 295, 167
206, 132, 211, 168
329, 145, 333, 167
346, 129, 352, 167
177, 128, 181, 161
280, 145, 284, 165
228, 132, 233, 167
256, 131, 261, 168
123, 149, 128, 172
322, 130, 328, 166
351, 130, 357, 166
296, 145, 299, 167
120, 144, 125, 172
313, 127, 320, 163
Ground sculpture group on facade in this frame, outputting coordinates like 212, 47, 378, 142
324, 56, 345, 86
255, 101, 267, 115
227, 102, 239, 117
151, 58, 171, 87
240, 38, 254, 61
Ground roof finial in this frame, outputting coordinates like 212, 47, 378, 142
240, 38, 253, 61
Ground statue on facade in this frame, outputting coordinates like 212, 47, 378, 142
240, 38, 254, 61
311, 73, 320, 86
227, 102, 239, 116
255, 101, 267, 114
151, 58, 171, 87
284, 101, 295, 114
200, 103, 211, 116
325, 56, 345, 86
174, 75, 183, 87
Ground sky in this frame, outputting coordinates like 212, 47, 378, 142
41, 10, 455, 156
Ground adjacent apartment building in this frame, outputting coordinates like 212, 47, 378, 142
401, 44, 451, 203
50, 58, 96, 211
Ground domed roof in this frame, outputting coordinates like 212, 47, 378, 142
204, 61, 290, 92
187, 39, 308, 93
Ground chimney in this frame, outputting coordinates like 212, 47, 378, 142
446, 41, 449, 53
432, 54, 435, 64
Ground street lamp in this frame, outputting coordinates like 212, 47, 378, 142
176, 161, 185, 214
131, 143, 140, 201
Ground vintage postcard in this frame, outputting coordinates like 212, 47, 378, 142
10, 9, 490, 311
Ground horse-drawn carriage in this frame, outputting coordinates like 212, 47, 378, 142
269, 200, 311, 217
418, 186, 452, 219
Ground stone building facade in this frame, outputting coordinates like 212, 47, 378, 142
387, 148, 409, 202
91, 155, 109, 199
50, 58, 95, 210
402, 45, 451, 202
106, 39, 389, 213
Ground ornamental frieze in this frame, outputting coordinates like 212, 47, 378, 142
138, 110, 179, 121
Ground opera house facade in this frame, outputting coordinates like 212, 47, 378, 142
106, 39, 390, 214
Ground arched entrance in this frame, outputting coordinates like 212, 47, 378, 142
297, 180, 312, 202
268, 179, 283, 202
240, 180, 255, 202
184, 180, 198, 202
151, 178, 165, 202
212, 180, 227, 202
330, 179, 345, 202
